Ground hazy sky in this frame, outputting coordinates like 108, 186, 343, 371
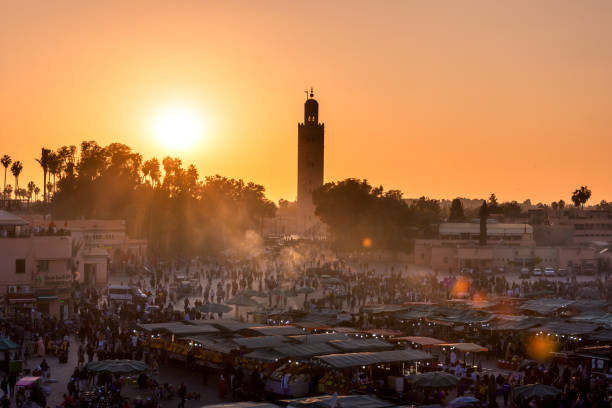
1, 1, 611, 204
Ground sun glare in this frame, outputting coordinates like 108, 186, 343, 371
151, 104, 203, 150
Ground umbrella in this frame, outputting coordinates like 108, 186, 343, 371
198, 303, 232, 314
86, 360, 148, 374
296, 286, 315, 294
284, 288, 298, 297
297, 286, 316, 305
269, 287, 285, 296
0, 337, 19, 352
513, 384, 561, 400
450, 396, 480, 408
226, 294, 260, 318
241, 289, 267, 298
576, 287, 600, 300
411, 371, 460, 388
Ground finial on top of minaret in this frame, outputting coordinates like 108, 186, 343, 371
310, 87, 314, 98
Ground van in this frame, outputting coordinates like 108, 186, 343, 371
108, 285, 148, 303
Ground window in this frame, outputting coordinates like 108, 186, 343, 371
38, 260, 49, 272
15, 259, 25, 274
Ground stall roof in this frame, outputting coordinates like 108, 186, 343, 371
530, 320, 602, 336
588, 330, 612, 342
185, 335, 238, 354
210, 319, 258, 332
282, 394, 397, 407
202, 402, 280, 407
276, 343, 339, 358
362, 304, 410, 314
363, 329, 403, 337
394, 310, 432, 321
569, 312, 612, 326
330, 327, 361, 334
165, 324, 219, 336
248, 326, 304, 336
398, 336, 445, 347
439, 343, 488, 353
489, 317, 542, 331
315, 349, 432, 369
292, 321, 332, 330
243, 349, 284, 362
290, 333, 348, 343
137, 322, 189, 333
328, 338, 393, 352
519, 299, 576, 315
234, 336, 294, 349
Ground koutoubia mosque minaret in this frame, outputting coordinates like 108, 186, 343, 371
297, 88, 324, 233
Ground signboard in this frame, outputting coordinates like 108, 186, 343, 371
36, 273, 72, 286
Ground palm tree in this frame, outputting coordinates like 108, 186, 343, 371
35, 148, 51, 202
34, 186, 40, 201
47, 152, 60, 195
27, 181, 36, 204
46, 181, 53, 199
571, 186, 592, 209
1, 155, 11, 196
10, 161, 23, 199
4, 185, 12, 200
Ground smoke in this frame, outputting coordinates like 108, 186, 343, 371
226, 229, 264, 260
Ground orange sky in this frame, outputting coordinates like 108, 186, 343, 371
1, 1, 611, 204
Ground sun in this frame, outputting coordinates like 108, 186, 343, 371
151, 104, 203, 150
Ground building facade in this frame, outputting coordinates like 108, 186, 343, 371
0, 210, 73, 319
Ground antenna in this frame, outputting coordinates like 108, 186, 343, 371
304, 90, 309, 100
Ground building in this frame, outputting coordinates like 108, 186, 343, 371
415, 219, 612, 274
53, 219, 146, 281
0, 210, 73, 319
297, 88, 324, 235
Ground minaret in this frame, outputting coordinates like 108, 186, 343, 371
297, 88, 324, 232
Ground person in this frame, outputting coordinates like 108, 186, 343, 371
218, 374, 227, 398
40, 358, 49, 379
0, 378, 6, 399
177, 383, 186, 408
7, 374, 16, 399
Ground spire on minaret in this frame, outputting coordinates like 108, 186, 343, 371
310, 87, 314, 98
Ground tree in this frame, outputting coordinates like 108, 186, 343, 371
34, 186, 40, 201
312, 178, 434, 251
35, 148, 52, 202
571, 186, 592, 209
499, 201, 522, 220
3, 185, 12, 200
27, 181, 36, 203
449, 198, 464, 221
47, 152, 60, 196
488, 193, 499, 213
10, 161, 23, 198
1, 155, 11, 196
597, 200, 612, 211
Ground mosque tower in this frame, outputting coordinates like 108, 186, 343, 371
297, 88, 324, 232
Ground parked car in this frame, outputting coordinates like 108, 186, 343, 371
544, 267, 556, 277
519, 267, 531, 279
557, 268, 568, 277
532, 268, 542, 277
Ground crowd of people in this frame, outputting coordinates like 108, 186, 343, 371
0, 247, 609, 407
